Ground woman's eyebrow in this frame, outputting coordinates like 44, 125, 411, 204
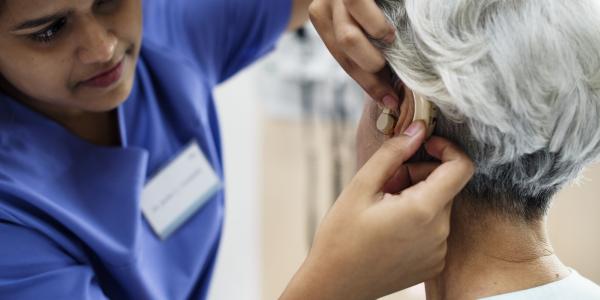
11, 10, 70, 32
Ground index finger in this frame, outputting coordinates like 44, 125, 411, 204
351, 121, 426, 196
343, 0, 396, 42
312, 11, 399, 102
405, 136, 475, 210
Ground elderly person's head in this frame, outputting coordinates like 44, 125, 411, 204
356, 0, 600, 297
364, 0, 600, 221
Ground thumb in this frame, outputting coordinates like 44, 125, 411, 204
350, 121, 426, 198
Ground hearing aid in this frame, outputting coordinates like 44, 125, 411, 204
376, 92, 438, 137
412, 92, 438, 137
376, 108, 397, 136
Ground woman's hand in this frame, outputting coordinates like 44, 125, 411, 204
309, 0, 399, 106
280, 121, 475, 300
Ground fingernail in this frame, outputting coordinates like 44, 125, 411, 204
404, 121, 423, 137
382, 95, 398, 110
384, 30, 396, 44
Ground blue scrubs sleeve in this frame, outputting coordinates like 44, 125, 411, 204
0, 223, 107, 300
143, 0, 292, 85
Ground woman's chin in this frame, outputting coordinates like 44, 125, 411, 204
76, 73, 135, 112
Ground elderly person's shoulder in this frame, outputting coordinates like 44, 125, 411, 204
480, 269, 600, 300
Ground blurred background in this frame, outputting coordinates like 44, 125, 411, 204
207, 26, 600, 300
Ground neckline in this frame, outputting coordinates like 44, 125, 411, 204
0, 79, 138, 151
480, 269, 578, 299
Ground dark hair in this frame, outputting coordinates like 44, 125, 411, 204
436, 117, 564, 221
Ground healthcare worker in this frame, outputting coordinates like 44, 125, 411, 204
0, 0, 474, 299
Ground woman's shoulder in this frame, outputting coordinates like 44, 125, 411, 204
140, 0, 292, 84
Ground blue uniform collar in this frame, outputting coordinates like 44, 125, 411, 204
0, 83, 150, 267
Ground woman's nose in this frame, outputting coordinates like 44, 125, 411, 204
76, 16, 117, 65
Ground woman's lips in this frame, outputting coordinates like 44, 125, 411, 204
81, 59, 124, 88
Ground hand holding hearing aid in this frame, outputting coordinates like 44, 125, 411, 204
377, 91, 438, 138
281, 120, 475, 300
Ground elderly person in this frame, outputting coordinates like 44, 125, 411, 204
352, 0, 600, 298
0, 0, 477, 299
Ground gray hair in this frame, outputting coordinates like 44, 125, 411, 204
375, 0, 600, 219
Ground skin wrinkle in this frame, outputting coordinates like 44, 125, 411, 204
484, 248, 554, 264
417, 196, 570, 299
453, 207, 556, 263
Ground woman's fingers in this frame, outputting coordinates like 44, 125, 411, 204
332, 0, 386, 73
407, 162, 440, 184
424, 137, 475, 195
310, 0, 399, 103
342, 0, 396, 43
352, 67, 400, 105
350, 122, 426, 198
402, 136, 475, 212
382, 162, 440, 194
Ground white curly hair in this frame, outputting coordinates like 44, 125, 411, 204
375, 0, 600, 219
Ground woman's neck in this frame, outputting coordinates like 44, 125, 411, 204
1, 77, 120, 147
425, 201, 570, 300
50, 109, 121, 147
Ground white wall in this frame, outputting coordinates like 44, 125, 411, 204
208, 62, 264, 300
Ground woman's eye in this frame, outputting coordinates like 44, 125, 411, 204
95, 0, 119, 11
29, 18, 67, 43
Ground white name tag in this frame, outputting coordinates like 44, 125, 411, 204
141, 141, 221, 240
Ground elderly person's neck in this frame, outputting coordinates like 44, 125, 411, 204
424, 198, 570, 300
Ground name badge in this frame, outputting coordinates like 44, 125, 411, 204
141, 141, 221, 240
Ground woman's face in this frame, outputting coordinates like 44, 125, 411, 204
0, 0, 142, 115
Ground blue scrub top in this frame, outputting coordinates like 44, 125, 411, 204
0, 0, 291, 299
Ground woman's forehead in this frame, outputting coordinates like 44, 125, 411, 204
0, 0, 88, 28
2, 0, 86, 17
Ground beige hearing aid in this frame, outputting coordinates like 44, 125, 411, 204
412, 92, 438, 137
376, 108, 397, 136
376, 92, 438, 137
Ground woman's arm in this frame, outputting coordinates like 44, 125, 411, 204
280, 122, 474, 299
0, 222, 108, 299
288, 0, 313, 31
143, 0, 295, 84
